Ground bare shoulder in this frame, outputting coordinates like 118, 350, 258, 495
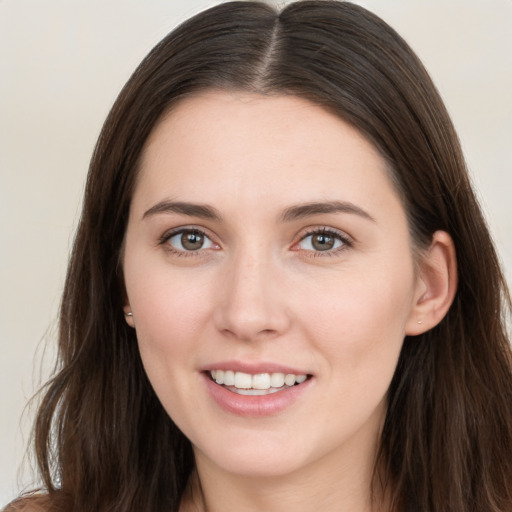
3, 495, 52, 512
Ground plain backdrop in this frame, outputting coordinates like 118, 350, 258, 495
1, 0, 511, 505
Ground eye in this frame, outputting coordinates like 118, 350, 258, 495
295, 228, 350, 253
164, 229, 216, 252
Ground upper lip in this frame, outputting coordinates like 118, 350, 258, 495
200, 360, 311, 375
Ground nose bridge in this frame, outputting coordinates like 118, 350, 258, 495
215, 242, 289, 340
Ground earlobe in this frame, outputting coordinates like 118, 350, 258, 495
406, 231, 457, 336
123, 304, 135, 328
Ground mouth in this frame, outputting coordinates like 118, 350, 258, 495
203, 365, 314, 416
208, 369, 311, 396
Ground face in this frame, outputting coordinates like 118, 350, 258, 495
122, 91, 423, 480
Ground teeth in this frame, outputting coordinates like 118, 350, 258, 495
209, 370, 308, 390
234, 387, 284, 395
270, 373, 285, 387
223, 370, 235, 386
252, 373, 271, 390
234, 372, 252, 389
284, 374, 296, 386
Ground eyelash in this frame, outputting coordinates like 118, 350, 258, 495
158, 227, 218, 258
294, 227, 353, 257
158, 226, 353, 257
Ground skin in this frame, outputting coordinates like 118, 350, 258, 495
122, 91, 456, 512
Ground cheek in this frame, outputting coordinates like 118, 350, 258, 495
125, 267, 215, 420
298, 264, 415, 374
123, 260, 218, 383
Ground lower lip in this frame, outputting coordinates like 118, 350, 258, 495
203, 373, 313, 417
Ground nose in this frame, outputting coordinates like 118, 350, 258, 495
214, 250, 291, 341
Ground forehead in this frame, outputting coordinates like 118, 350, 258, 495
134, 90, 402, 221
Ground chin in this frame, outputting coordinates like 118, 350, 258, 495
202, 450, 309, 479
192, 427, 315, 478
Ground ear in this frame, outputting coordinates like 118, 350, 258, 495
123, 304, 135, 328
405, 230, 457, 336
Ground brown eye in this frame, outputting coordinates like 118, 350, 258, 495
296, 229, 347, 253
181, 231, 204, 250
166, 229, 215, 252
311, 233, 336, 251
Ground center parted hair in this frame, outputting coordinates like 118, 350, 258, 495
28, 2, 512, 512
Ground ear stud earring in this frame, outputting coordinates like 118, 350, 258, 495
125, 312, 133, 317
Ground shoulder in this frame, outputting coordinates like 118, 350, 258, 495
3, 495, 52, 512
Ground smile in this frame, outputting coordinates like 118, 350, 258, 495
210, 370, 309, 395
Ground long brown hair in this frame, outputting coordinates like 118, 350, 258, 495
12, 1, 512, 511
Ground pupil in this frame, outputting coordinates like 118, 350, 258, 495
181, 231, 203, 250
312, 234, 334, 251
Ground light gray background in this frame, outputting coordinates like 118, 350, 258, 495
1, 0, 511, 505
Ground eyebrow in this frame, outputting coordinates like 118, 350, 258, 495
280, 201, 376, 223
142, 199, 375, 223
142, 200, 222, 221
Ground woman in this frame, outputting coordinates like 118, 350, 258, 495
6, 1, 512, 511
